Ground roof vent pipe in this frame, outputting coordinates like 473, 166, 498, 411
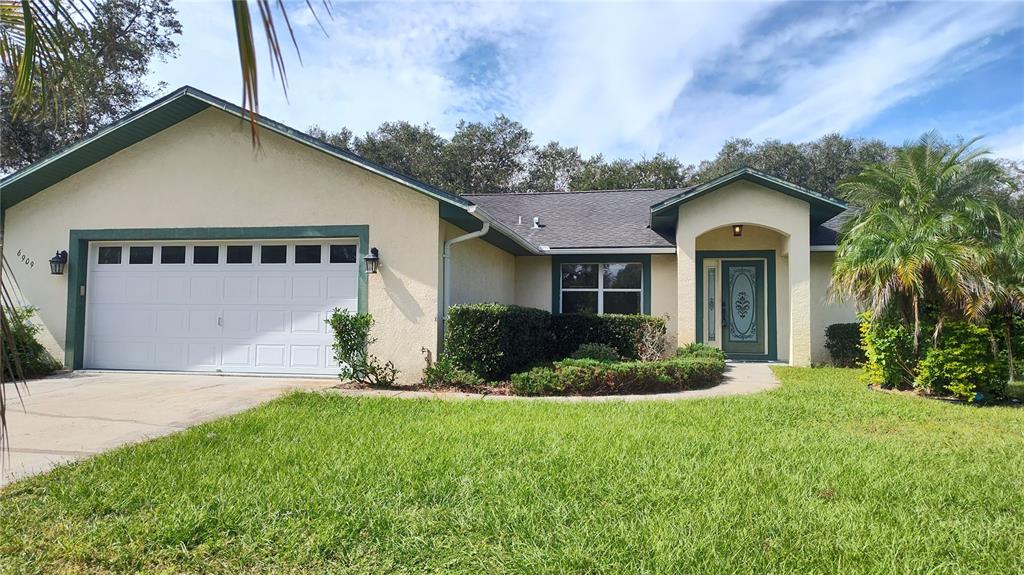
518, 215, 523, 225
532, 216, 540, 229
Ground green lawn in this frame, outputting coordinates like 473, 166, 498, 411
2, 368, 1023, 574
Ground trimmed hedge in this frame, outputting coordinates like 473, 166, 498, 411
510, 356, 725, 396
549, 313, 666, 360
914, 321, 1007, 401
825, 323, 865, 367
676, 342, 727, 362
444, 304, 550, 381
444, 303, 667, 381
570, 343, 620, 362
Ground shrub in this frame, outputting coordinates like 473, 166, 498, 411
914, 321, 1007, 402
676, 342, 727, 362
860, 312, 917, 389
1, 306, 61, 379
825, 322, 865, 367
326, 309, 397, 386
444, 303, 551, 381
422, 354, 485, 389
550, 313, 667, 360
510, 355, 726, 396
570, 343, 620, 362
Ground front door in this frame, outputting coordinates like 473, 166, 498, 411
721, 260, 765, 357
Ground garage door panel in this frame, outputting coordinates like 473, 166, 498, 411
189, 277, 222, 302
290, 345, 321, 368
257, 276, 289, 302
157, 277, 188, 302
85, 240, 357, 375
224, 276, 257, 303
188, 310, 221, 336
125, 276, 157, 302
221, 344, 252, 367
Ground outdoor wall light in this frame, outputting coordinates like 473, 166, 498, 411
733, 225, 744, 237
49, 250, 68, 275
364, 247, 380, 274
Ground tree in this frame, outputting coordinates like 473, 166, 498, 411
443, 115, 534, 194
307, 125, 353, 151
1, 0, 181, 171
354, 122, 447, 189
831, 133, 1008, 352
571, 153, 692, 190
526, 142, 583, 192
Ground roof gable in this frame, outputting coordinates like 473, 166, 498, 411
0, 86, 472, 213
649, 167, 848, 238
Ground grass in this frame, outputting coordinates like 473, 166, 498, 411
2, 368, 1023, 574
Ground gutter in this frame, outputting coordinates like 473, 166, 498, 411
440, 220, 491, 344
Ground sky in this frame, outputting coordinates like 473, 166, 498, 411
149, 1, 1024, 163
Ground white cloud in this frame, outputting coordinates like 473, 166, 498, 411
149, 1, 1023, 163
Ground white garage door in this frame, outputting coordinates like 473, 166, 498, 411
84, 240, 359, 375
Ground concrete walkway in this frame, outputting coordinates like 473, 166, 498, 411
329, 362, 781, 402
1, 371, 333, 486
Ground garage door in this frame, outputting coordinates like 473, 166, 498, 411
84, 240, 359, 375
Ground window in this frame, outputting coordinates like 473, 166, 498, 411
707, 267, 716, 341
160, 246, 186, 264
260, 245, 287, 264
330, 244, 357, 263
193, 245, 219, 264
129, 246, 153, 264
294, 245, 321, 264
97, 246, 122, 264
560, 262, 642, 314
226, 245, 253, 264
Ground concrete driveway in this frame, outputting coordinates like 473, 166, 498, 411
2, 371, 334, 486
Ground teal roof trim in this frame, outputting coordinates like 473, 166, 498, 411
1, 85, 472, 213
649, 168, 849, 237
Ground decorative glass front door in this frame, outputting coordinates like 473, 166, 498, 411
721, 260, 766, 356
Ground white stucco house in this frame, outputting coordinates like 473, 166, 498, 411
0, 87, 858, 382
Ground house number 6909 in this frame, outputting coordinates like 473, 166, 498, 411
15, 249, 35, 269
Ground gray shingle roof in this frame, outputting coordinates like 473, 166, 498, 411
466, 189, 682, 250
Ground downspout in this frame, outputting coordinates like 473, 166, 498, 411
440, 221, 490, 345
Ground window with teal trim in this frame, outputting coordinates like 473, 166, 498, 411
560, 262, 642, 314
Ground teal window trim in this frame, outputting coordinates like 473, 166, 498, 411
695, 250, 776, 361
64, 225, 369, 370
550, 254, 652, 315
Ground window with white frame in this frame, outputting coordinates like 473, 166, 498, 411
560, 262, 643, 314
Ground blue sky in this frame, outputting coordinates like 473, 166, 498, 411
149, 1, 1024, 162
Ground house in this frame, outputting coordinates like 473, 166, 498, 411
0, 86, 857, 382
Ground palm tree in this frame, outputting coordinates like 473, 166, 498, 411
831, 133, 1008, 352
0, 0, 329, 139
989, 220, 1024, 381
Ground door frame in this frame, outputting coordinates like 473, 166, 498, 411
65, 225, 369, 370
695, 250, 777, 361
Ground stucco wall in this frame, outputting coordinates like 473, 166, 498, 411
650, 253, 678, 347
513, 256, 551, 311
441, 222, 516, 306
4, 108, 442, 382
676, 181, 811, 365
810, 251, 859, 364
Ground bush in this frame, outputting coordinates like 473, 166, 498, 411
860, 312, 917, 389
825, 322, 865, 367
422, 354, 485, 389
675, 342, 727, 362
550, 313, 667, 360
1, 306, 61, 379
510, 356, 726, 396
444, 303, 551, 381
914, 322, 1007, 402
570, 343, 620, 362
325, 309, 397, 386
